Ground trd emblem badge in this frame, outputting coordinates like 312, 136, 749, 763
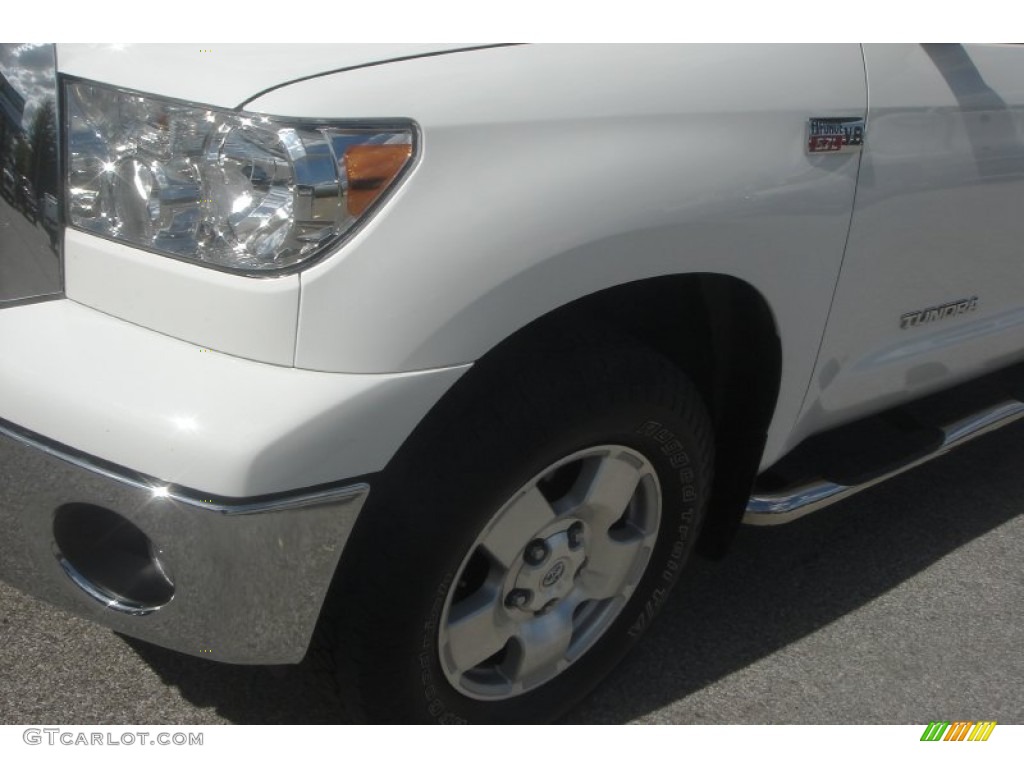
807, 117, 865, 154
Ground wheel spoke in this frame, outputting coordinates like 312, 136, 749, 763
577, 529, 649, 600
481, 486, 556, 568
569, 452, 644, 530
443, 586, 513, 673
513, 609, 574, 683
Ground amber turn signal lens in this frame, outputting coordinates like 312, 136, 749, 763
344, 144, 413, 216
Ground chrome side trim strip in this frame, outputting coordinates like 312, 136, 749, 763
744, 400, 1024, 526
0, 419, 367, 515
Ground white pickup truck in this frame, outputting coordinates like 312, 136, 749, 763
1, 43, 1022, 724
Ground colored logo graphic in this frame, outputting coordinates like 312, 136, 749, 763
920, 721, 997, 742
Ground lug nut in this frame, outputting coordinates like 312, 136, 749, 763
505, 589, 532, 609
524, 540, 549, 565
567, 522, 585, 549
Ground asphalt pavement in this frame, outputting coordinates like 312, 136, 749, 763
1, 422, 1022, 725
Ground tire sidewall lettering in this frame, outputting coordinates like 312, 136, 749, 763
628, 419, 700, 639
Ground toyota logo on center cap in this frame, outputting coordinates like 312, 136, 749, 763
542, 560, 567, 588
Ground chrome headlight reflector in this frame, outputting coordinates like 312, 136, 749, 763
65, 80, 414, 274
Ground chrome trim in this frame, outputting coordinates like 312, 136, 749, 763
56, 554, 159, 617
0, 419, 366, 515
0, 420, 370, 663
0, 43, 63, 306
745, 400, 1024, 526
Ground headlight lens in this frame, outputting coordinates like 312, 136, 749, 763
66, 80, 414, 274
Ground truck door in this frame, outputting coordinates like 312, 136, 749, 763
791, 43, 1024, 448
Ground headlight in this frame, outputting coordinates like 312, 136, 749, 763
65, 79, 415, 274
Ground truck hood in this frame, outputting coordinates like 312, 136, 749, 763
58, 43, 492, 110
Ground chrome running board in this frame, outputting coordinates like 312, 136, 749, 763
744, 399, 1024, 526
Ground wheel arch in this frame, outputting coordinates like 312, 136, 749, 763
394, 272, 783, 558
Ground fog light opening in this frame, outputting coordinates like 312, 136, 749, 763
53, 503, 175, 615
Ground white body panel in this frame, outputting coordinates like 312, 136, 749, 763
57, 44, 485, 108
249, 44, 867, 466
0, 300, 467, 496
65, 229, 299, 366
793, 44, 1024, 447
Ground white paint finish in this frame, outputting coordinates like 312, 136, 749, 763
0, 300, 467, 496
250, 44, 867, 467
56, 44, 486, 108
64, 229, 299, 366
793, 44, 1024, 447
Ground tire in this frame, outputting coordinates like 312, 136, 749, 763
314, 331, 713, 723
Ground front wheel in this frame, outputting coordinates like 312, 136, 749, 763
316, 334, 713, 723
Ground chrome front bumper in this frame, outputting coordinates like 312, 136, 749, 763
0, 420, 368, 664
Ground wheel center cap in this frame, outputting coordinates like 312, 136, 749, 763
508, 524, 588, 611
542, 559, 568, 588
